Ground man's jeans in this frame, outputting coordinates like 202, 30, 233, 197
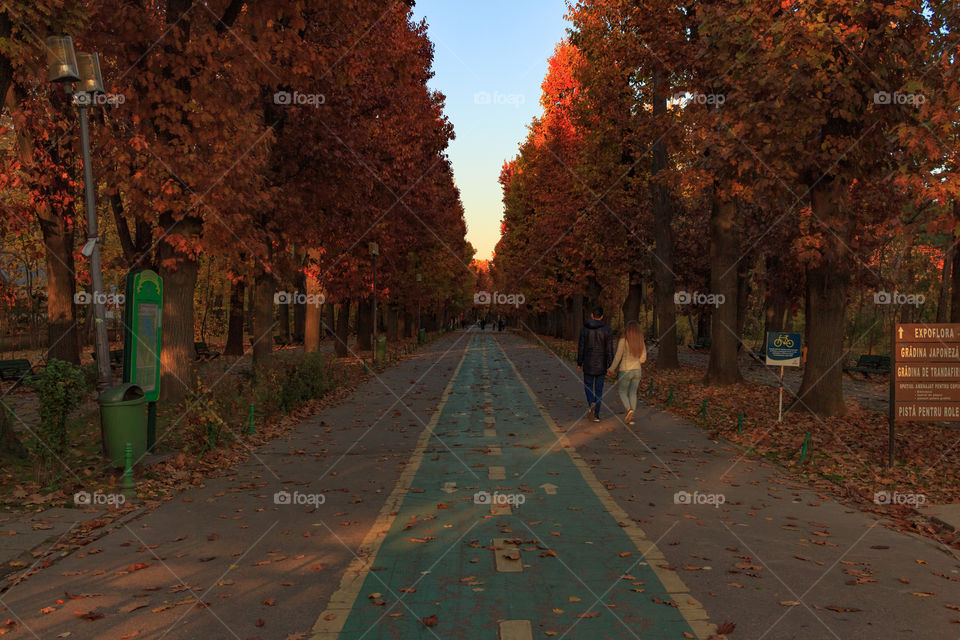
583, 373, 605, 417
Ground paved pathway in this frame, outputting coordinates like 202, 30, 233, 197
1, 329, 958, 640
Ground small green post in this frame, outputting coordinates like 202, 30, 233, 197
647, 378, 654, 395
120, 442, 136, 496
799, 432, 811, 462
667, 386, 674, 406
247, 403, 256, 435
737, 411, 744, 435
700, 398, 707, 419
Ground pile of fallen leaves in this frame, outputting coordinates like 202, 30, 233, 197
519, 330, 960, 549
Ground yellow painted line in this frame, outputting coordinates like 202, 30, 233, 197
483, 428, 497, 437
498, 343, 718, 640
309, 342, 471, 640
492, 538, 522, 573
488, 466, 506, 480
499, 619, 533, 640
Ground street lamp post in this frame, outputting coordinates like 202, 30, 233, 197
47, 38, 111, 390
369, 242, 379, 357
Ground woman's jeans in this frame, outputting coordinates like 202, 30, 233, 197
617, 369, 642, 412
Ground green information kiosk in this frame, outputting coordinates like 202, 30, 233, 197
122, 269, 163, 450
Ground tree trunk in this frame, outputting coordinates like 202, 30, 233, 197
323, 302, 335, 337
37, 204, 80, 364
251, 269, 274, 369
797, 181, 849, 416
572, 294, 584, 337
651, 70, 678, 368
387, 303, 399, 340
357, 299, 372, 350
335, 301, 350, 357
158, 214, 201, 403
763, 254, 788, 338
293, 269, 306, 341
736, 259, 751, 339
277, 294, 290, 342
303, 271, 323, 353
403, 307, 414, 338
622, 271, 643, 324
706, 197, 742, 384
224, 279, 245, 356
950, 210, 960, 323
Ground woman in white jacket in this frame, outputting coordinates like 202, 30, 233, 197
607, 321, 647, 425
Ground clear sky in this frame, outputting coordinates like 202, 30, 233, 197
410, 0, 570, 261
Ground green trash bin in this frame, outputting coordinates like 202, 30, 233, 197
375, 335, 387, 363
99, 383, 146, 468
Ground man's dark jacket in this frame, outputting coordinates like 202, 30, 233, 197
577, 318, 614, 376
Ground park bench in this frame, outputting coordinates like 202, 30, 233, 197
194, 342, 221, 361
843, 354, 890, 377
688, 335, 711, 350
0, 359, 35, 384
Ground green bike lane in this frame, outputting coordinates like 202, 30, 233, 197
313, 332, 715, 639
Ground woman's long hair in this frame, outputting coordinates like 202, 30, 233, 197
625, 321, 646, 359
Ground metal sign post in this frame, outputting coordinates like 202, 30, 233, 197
766, 331, 803, 422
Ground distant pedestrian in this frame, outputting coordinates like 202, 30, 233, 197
577, 306, 614, 422
498, 317, 505, 332
608, 321, 647, 425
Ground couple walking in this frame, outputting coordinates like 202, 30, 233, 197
576, 307, 646, 424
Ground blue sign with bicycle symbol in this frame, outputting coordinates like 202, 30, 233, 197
766, 332, 802, 367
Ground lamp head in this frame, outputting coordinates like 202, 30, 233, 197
76, 52, 104, 94
46, 36, 80, 84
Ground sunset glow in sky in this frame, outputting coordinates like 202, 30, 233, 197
411, 0, 569, 260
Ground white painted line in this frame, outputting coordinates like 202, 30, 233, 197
493, 538, 522, 573
499, 619, 533, 640
540, 483, 557, 495
488, 446, 502, 456
441, 482, 457, 493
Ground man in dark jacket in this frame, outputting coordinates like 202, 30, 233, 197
577, 307, 615, 421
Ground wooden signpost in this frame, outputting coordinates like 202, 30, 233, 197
890, 323, 960, 465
